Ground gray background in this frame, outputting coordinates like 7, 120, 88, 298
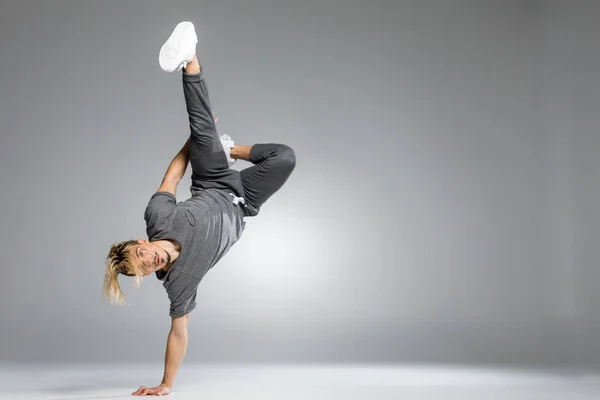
0, 0, 598, 366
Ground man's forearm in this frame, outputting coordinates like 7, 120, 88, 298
161, 330, 188, 388
163, 139, 191, 183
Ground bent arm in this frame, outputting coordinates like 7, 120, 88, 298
157, 139, 191, 196
161, 315, 190, 389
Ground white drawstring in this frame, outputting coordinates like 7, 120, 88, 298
229, 193, 246, 206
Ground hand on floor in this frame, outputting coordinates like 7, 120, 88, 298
132, 383, 171, 396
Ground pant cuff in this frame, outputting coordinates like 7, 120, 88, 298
182, 70, 203, 82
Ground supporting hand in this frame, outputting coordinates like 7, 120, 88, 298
132, 383, 171, 396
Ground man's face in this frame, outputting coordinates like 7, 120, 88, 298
131, 240, 168, 276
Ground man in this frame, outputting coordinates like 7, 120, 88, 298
102, 21, 296, 396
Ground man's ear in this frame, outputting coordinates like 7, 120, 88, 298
137, 239, 147, 244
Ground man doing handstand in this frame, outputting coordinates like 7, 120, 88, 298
102, 21, 296, 396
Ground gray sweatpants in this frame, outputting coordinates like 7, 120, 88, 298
182, 71, 296, 216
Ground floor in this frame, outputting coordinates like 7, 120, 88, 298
1, 364, 599, 399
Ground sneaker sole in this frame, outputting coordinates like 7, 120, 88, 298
159, 21, 197, 72
220, 134, 236, 166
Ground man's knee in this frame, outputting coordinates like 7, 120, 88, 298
276, 145, 296, 172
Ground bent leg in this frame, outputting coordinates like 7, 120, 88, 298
237, 144, 296, 216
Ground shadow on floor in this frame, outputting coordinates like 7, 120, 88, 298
50, 396, 133, 400
33, 380, 141, 400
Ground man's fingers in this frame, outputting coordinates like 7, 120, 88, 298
132, 386, 147, 396
132, 384, 170, 396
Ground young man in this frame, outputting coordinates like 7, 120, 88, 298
102, 21, 296, 396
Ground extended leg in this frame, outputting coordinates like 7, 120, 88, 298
182, 56, 243, 196
233, 143, 296, 216
158, 21, 244, 198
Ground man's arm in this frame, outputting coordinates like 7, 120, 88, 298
161, 314, 190, 389
157, 139, 191, 196
132, 314, 190, 396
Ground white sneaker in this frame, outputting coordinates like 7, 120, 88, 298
220, 134, 236, 166
159, 21, 198, 72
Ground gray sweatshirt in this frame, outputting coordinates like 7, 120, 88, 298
144, 189, 246, 317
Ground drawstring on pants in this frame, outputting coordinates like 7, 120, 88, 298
229, 193, 246, 206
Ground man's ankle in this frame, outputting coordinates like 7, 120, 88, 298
184, 54, 201, 74
230, 145, 253, 161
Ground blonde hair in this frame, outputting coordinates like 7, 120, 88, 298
103, 240, 144, 305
